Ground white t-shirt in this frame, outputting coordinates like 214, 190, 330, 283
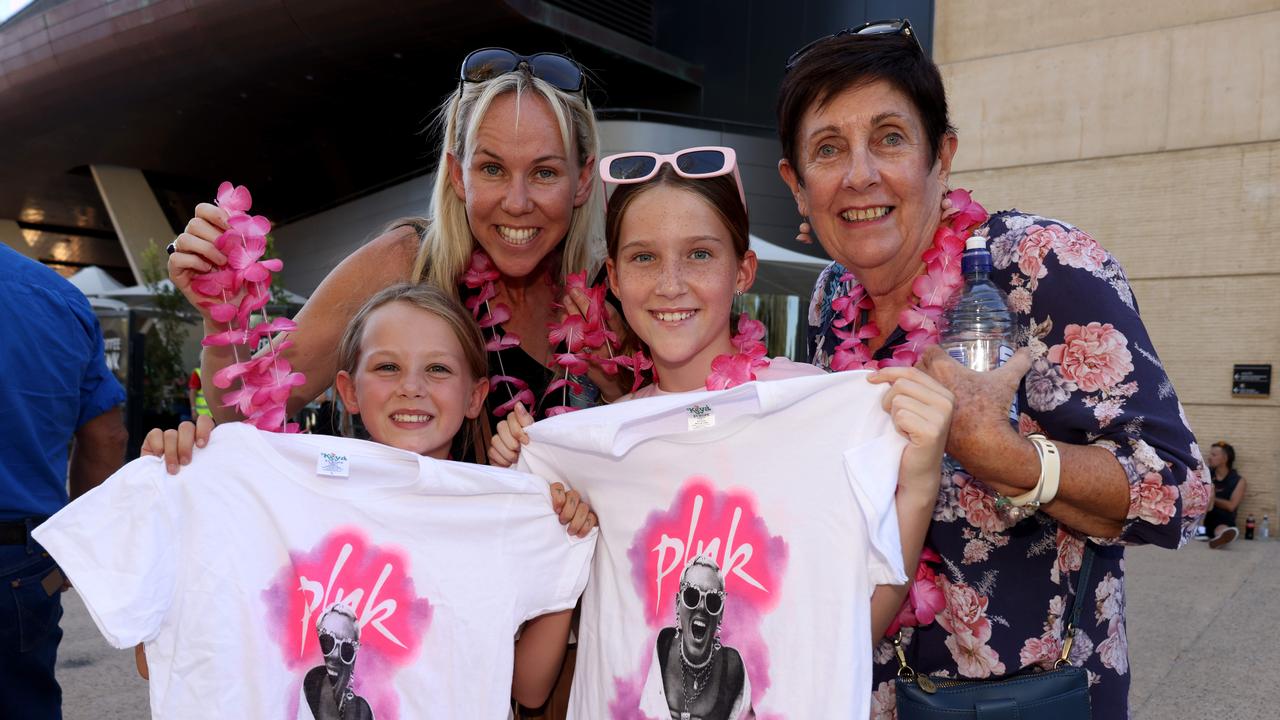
516, 371, 907, 720
624, 356, 824, 400
34, 422, 595, 720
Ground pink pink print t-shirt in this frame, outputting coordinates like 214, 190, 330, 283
517, 371, 908, 720
34, 422, 595, 720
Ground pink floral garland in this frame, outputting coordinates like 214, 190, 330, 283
829, 189, 989, 371
195, 182, 305, 433
462, 250, 652, 417
706, 313, 770, 390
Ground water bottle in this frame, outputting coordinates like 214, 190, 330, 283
1263, 515, 1270, 540
940, 236, 1018, 423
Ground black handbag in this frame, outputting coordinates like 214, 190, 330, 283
893, 545, 1095, 719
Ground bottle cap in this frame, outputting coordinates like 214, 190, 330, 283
965, 235, 986, 250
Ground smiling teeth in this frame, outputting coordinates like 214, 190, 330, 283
392, 414, 431, 423
842, 206, 890, 222
654, 311, 695, 322
498, 226, 537, 244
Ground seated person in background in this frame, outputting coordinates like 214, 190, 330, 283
1205, 441, 1245, 549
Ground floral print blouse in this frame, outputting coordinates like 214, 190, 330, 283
808, 210, 1210, 719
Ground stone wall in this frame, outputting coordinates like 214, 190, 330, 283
937, 1, 1280, 525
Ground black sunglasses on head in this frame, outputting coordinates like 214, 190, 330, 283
785, 18, 922, 72
459, 47, 585, 93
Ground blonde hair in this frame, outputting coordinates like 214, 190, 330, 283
336, 283, 488, 457
410, 72, 605, 295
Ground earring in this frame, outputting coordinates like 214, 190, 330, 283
734, 290, 744, 297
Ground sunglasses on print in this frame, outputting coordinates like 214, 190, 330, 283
459, 47, 585, 93
598, 146, 746, 209
680, 583, 726, 616
785, 18, 923, 71
318, 629, 360, 664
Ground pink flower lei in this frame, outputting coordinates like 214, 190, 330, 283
463, 250, 653, 417
194, 182, 305, 433
706, 313, 770, 391
829, 189, 989, 371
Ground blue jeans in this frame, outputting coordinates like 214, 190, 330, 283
0, 525, 64, 720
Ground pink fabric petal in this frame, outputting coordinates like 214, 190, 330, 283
489, 375, 530, 392
485, 335, 521, 352
493, 388, 536, 417
563, 270, 590, 293
478, 303, 512, 329
465, 283, 498, 316
706, 353, 757, 391
462, 250, 501, 288
209, 302, 239, 323
545, 378, 584, 397
547, 315, 588, 352
552, 353, 590, 375
216, 182, 253, 215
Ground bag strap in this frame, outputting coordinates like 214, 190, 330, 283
1055, 542, 1095, 668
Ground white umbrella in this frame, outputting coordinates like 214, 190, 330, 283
748, 234, 828, 296
87, 296, 129, 312
68, 266, 127, 296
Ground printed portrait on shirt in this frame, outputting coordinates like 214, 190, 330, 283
646, 555, 753, 720
263, 529, 434, 720
301, 602, 376, 720
614, 479, 787, 719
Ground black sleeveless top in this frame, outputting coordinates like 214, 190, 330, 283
1206, 469, 1242, 527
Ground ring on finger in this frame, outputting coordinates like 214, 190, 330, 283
166, 240, 178, 255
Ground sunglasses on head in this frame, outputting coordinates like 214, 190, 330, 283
785, 18, 922, 71
680, 582, 726, 616
318, 629, 359, 664
459, 47, 585, 93
598, 146, 746, 209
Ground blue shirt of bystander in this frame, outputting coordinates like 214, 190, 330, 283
0, 245, 126, 521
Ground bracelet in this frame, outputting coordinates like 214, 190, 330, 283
1004, 434, 1061, 509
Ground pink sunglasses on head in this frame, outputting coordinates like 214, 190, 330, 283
598, 146, 746, 209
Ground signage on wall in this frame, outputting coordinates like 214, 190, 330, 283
1231, 364, 1271, 397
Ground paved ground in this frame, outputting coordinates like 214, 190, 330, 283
52, 537, 1280, 718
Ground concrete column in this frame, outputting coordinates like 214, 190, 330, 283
90, 165, 175, 283
0, 219, 39, 259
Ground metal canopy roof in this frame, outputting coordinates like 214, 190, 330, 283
0, 0, 701, 275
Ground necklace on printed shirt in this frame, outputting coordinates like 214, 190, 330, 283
679, 636, 720, 717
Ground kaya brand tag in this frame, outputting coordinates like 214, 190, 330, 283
686, 403, 715, 431
317, 451, 350, 478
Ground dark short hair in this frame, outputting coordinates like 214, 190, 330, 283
776, 31, 952, 181
605, 167, 749, 261
1212, 441, 1236, 469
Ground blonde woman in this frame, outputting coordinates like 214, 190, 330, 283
167, 48, 622, 441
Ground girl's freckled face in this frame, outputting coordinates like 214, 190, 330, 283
607, 185, 753, 386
